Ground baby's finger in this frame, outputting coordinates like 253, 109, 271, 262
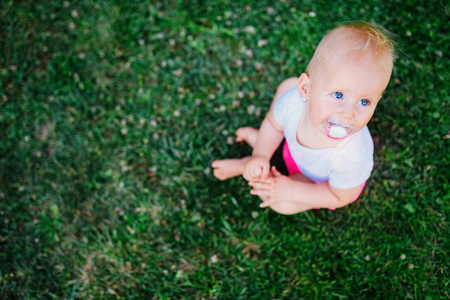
256, 165, 264, 176
259, 164, 270, 181
249, 181, 270, 190
248, 163, 257, 176
250, 188, 270, 197
243, 169, 254, 182
248, 174, 257, 182
259, 199, 273, 208
249, 168, 259, 181
271, 166, 282, 177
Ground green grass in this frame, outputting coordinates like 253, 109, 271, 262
1, 0, 449, 298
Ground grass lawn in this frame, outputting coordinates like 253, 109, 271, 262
1, 0, 449, 298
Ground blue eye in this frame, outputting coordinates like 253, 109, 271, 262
358, 99, 370, 106
332, 92, 343, 99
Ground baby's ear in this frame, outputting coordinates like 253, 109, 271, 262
298, 73, 310, 97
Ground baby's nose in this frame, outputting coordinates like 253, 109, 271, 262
338, 104, 354, 120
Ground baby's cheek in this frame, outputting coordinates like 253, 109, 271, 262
358, 113, 374, 129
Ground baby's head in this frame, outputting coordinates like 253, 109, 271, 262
299, 22, 396, 141
306, 21, 395, 80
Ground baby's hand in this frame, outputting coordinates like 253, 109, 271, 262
249, 166, 292, 207
243, 155, 270, 182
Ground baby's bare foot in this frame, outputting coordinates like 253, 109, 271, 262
211, 157, 250, 181
236, 127, 258, 148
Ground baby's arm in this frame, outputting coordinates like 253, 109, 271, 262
243, 111, 284, 181
249, 167, 364, 213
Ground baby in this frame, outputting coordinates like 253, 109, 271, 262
212, 21, 395, 215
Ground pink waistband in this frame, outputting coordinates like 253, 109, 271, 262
282, 141, 301, 175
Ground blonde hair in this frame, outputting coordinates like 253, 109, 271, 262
306, 21, 396, 77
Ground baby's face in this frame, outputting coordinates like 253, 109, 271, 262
305, 54, 391, 142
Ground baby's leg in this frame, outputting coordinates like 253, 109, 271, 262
212, 77, 298, 182
269, 202, 312, 215
212, 127, 259, 180
211, 157, 251, 181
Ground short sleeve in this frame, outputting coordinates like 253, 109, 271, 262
272, 87, 299, 127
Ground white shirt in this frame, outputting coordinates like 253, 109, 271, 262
273, 87, 374, 189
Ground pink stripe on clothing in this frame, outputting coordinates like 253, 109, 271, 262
282, 141, 301, 175
281, 141, 365, 210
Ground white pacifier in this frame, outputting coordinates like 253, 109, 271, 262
322, 120, 355, 140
